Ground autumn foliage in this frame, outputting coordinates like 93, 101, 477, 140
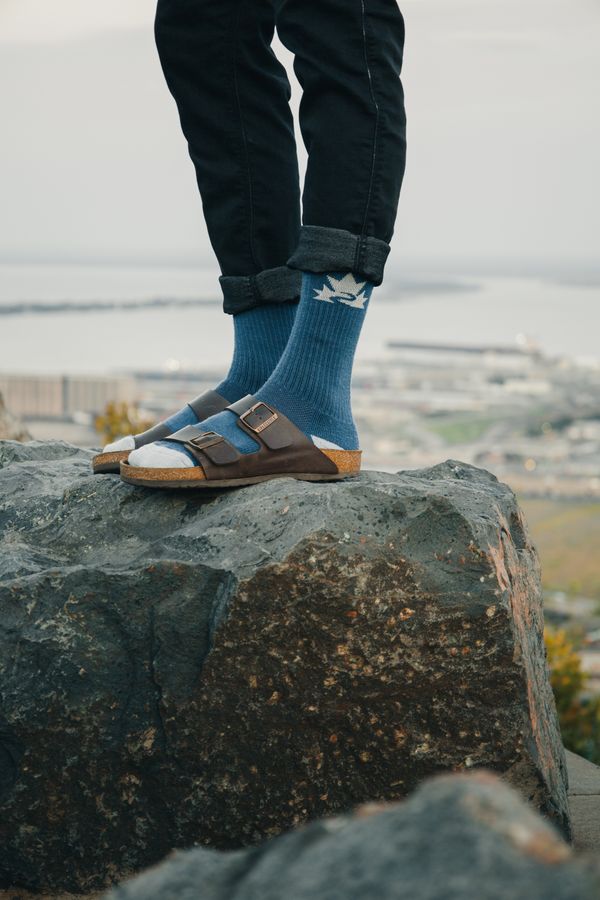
545, 625, 600, 764
95, 402, 153, 444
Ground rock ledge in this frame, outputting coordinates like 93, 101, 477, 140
0, 441, 568, 892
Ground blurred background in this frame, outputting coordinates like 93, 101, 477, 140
1, 0, 599, 756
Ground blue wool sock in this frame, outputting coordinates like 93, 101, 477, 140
162, 302, 296, 433
171, 271, 372, 459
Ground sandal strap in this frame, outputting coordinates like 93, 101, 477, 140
188, 388, 230, 420
133, 389, 229, 449
133, 421, 173, 448
167, 426, 241, 467
228, 395, 297, 450
166, 396, 339, 481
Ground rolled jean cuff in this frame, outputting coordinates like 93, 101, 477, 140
285, 225, 391, 286
220, 265, 302, 315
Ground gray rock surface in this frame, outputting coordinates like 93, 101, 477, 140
107, 770, 599, 900
0, 441, 569, 892
0, 393, 31, 442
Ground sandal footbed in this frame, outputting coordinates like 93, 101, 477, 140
119, 450, 361, 489
92, 450, 131, 474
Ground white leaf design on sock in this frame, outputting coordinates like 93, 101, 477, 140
313, 274, 368, 308
313, 284, 336, 303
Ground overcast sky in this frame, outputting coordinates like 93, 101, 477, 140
1, 0, 598, 273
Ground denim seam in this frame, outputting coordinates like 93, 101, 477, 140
232, 0, 259, 271
359, 0, 381, 244
353, 236, 362, 273
224, 7, 249, 271
249, 275, 262, 305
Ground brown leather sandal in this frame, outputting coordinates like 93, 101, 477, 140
91, 389, 229, 474
119, 394, 361, 489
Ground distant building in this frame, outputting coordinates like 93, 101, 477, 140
386, 340, 541, 371
0, 374, 135, 418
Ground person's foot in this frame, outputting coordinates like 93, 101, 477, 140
91, 387, 233, 474
101, 301, 297, 455
121, 394, 362, 488
129, 271, 372, 470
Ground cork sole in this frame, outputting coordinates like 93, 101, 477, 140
119, 450, 361, 489
92, 450, 131, 474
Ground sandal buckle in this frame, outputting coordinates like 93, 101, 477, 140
239, 402, 279, 434
188, 431, 224, 449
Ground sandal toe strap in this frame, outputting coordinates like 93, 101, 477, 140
168, 426, 241, 468
187, 388, 230, 420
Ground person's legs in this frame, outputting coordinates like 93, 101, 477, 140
280, 0, 407, 278
104, 0, 302, 455
132, 0, 407, 469
155, 0, 302, 289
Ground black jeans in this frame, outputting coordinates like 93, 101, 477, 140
155, 0, 407, 313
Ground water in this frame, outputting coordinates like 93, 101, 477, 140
0, 262, 598, 375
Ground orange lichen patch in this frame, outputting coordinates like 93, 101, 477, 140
120, 773, 141, 784
461, 780, 571, 865
519, 828, 572, 864
140, 729, 156, 752
487, 540, 511, 592
459, 769, 503, 787
508, 566, 554, 777
354, 800, 391, 819
484, 806, 571, 863
393, 728, 407, 746
127, 728, 157, 754
468, 541, 487, 558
